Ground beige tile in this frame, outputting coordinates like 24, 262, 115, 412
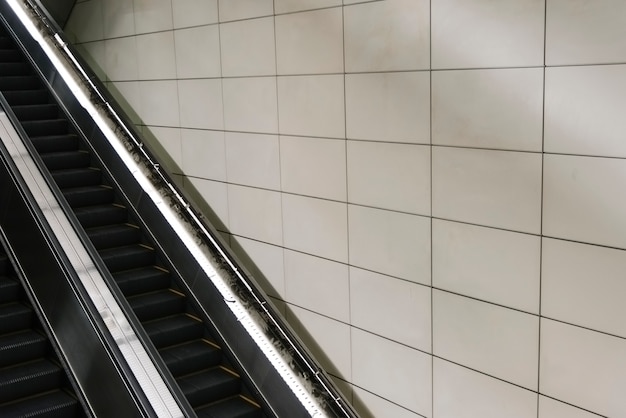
352, 328, 432, 415
432, 0, 544, 68
545, 65, 626, 158
277, 75, 345, 138
218, 0, 273, 22
223, 77, 278, 134
432, 68, 543, 151
433, 290, 539, 390
181, 129, 226, 181
228, 185, 283, 245
433, 219, 540, 313
78, 42, 106, 82
280, 136, 346, 201
136, 31, 177, 80
225, 132, 280, 189
183, 176, 229, 231
220, 17, 276, 77
543, 238, 626, 339
178, 79, 224, 130
432, 147, 542, 234
543, 154, 626, 249
276, 8, 343, 75
138, 80, 179, 126
133, 0, 173, 33
105, 37, 138, 82
172, 0, 218, 28
350, 267, 430, 351
347, 141, 430, 215
345, 72, 430, 144
109, 81, 142, 125
348, 205, 430, 285
540, 319, 626, 417
103, 0, 135, 38
276, 0, 341, 13
546, 0, 626, 65
434, 359, 537, 418
353, 387, 423, 418
142, 126, 182, 173
174, 26, 221, 79
282, 194, 348, 263
344, 0, 430, 72
230, 236, 284, 299
284, 250, 349, 322
538, 396, 602, 418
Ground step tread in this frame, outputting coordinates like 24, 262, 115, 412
178, 366, 241, 407
86, 223, 140, 250
0, 330, 47, 368
0, 390, 78, 417
160, 339, 222, 377
196, 396, 262, 418
113, 266, 171, 296
144, 313, 204, 348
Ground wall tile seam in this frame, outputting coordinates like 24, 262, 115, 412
347, 381, 429, 418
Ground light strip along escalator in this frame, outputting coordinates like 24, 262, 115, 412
0, 245, 88, 417
0, 25, 265, 418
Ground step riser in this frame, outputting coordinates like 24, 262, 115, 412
101, 248, 156, 272
63, 188, 115, 208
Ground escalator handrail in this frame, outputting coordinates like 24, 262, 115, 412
6, 0, 360, 416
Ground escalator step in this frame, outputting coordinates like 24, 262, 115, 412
13, 104, 60, 121
0, 330, 47, 368
0, 277, 19, 303
62, 185, 114, 208
113, 266, 171, 296
0, 390, 79, 418
178, 367, 241, 407
0, 359, 62, 403
21, 119, 70, 138
2, 89, 50, 106
144, 314, 204, 349
0, 49, 22, 62
86, 224, 140, 250
0, 62, 30, 76
196, 396, 263, 418
40, 150, 90, 170
0, 302, 31, 335
128, 289, 186, 322
74, 204, 127, 228
0, 36, 13, 49
99, 244, 156, 272
52, 167, 102, 188
0, 254, 6, 272
0, 75, 40, 90
30, 134, 79, 153
160, 340, 222, 378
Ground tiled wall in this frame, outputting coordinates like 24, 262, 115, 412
66, 1, 626, 417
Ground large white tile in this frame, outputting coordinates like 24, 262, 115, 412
432, 0, 544, 68
347, 141, 430, 215
183, 176, 229, 231
542, 238, 626, 339
225, 132, 280, 189
540, 319, 626, 417
105, 37, 138, 82
230, 236, 284, 299
138, 80, 179, 126
218, 0, 273, 22
172, 0, 218, 28
180, 129, 226, 181
545, 65, 626, 158
284, 250, 349, 322
276, 0, 341, 13
433, 219, 540, 313
178, 79, 224, 130
348, 205, 430, 284
286, 305, 351, 379
352, 328, 431, 415
432, 147, 542, 234
65, 0, 103, 42
543, 154, 626, 249
344, 0, 429, 72
222, 77, 278, 134
220, 17, 276, 77
345, 72, 430, 144
228, 185, 283, 245
277, 75, 345, 139
432, 68, 544, 152
109, 81, 142, 124
434, 359, 537, 418
136, 31, 177, 80
133, 0, 173, 33
546, 0, 626, 65
350, 267, 430, 351
174, 25, 221, 79
142, 126, 182, 173
276, 8, 343, 75
538, 396, 603, 418
103, 0, 135, 38
353, 387, 423, 418
280, 136, 346, 201
433, 290, 539, 390
282, 194, 348, 263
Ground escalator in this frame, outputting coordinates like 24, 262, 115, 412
0, 23, 264, 418
0, 245, 87, 417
